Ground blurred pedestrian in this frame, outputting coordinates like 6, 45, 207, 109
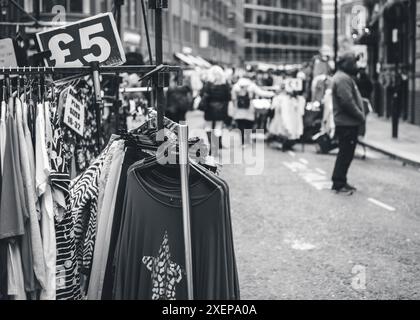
231, 77, 274, 147
331, 51, 366, 195
355, 68, 373, 100
165, 74, 193, 124
198, 66, 231, 154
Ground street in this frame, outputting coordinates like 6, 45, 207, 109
187, 111, 420, 300
223, 141, 420, 300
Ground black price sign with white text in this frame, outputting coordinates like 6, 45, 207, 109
36, 12, 126, 68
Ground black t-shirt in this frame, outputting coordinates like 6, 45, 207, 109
113, 164, 237, 300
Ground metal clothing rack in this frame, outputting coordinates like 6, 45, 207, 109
0, 0, 195, 301
0, 64, 181, 148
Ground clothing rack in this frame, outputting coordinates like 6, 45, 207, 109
0, 0, 195, 300
0, 64, 181, 147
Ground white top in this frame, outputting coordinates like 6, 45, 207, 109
231, 78, 274, 121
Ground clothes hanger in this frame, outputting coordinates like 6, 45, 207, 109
37, 72, 42, 105
7, 73, 14, 116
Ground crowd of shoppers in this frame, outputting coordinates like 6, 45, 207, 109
162, 48, 373, 196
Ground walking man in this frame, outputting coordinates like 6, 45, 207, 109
331, 52, 366, 194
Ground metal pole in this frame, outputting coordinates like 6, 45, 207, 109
155, 5, 164, 131
91, 61, 103, 149
114, 0, 124, 132
334, 0, 339, 71
392, 34, 400, 139
178, 124, 194, 300
141, 0, 154, 65
140, 0, 155, 113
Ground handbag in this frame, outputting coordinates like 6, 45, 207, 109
198, 93, 208, 112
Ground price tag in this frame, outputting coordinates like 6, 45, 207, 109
63, 93, 85, 136
36, 12, 126, 67
58, 86, 74, 118
284, 78, 303, 92
0, 38, 18, 80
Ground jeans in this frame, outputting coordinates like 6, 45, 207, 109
332, 126, 359, 189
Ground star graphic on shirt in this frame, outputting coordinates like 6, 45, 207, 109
142, 231, 183, 300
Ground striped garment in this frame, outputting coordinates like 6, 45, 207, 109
56, 145, 110, 300
50, 104, 71, 201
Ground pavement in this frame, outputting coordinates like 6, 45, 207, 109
185, 111, 420, 300
359, 115, 420, 167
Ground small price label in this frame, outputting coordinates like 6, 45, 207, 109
284, 78, 303, 92
63, 93, 85, 136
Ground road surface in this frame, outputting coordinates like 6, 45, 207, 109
186, 111, 420, 300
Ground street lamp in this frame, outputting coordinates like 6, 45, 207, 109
0, 0, 8, 16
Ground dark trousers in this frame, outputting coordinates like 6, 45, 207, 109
332, 126, 359, 189
236, 120, 254, 145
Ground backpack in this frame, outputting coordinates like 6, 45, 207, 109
237, 91, 251, 109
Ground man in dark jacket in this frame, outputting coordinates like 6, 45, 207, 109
331, 52, 366, 194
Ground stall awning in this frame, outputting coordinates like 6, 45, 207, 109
174, 52, 196, 66
174, 53, 213, 68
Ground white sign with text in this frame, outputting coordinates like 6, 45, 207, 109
64, 93, 85, 136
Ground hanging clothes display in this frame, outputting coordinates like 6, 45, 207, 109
269, 92, 306, 141
0, 70, 239, 300
59, 115, 240, 300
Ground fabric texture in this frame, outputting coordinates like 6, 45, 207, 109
35, 102, 56, 300
17, 100, 47, 293
87, 141, 125, 300
113, 164, 237, 300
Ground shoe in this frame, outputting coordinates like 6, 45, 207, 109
332, 185, 354, 195
344, 183, 357, 191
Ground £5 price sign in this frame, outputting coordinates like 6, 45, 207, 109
36, 12, 126, 68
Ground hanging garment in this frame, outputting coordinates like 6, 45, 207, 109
0, 105, 26, 300
101, 146, 146, 300
0, 241, 7, 300
269, 94, 305, 140
311, 74, 330, 103
7, 241, 27, 300
35, 102, 56, 300
49, 105, 71, 224
0, 99, 6, 173
321, 88, 335, 138
16, 100, 47, 293
12, 99, 37, 297
62, 89, 102, 176
87, 140, 125, 300
55, 143, 112, 300
112, 162, 238, 300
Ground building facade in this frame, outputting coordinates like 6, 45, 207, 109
135, 0, 245, 66
243, 0, 323, 65
362, 0, 418, 126
0, 0, 245, 66
322, 0, 335, 50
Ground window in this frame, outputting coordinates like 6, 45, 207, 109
184, 20, 191, 43
173, 16, 181, 40
245, 8, 252, 23
41, 0, 84, 13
